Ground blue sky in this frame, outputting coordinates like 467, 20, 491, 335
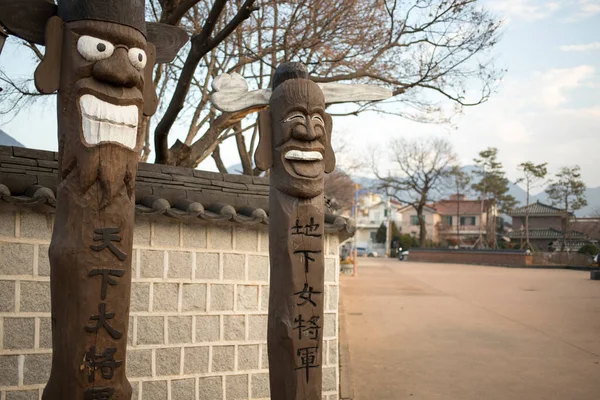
1, 0, 599, 188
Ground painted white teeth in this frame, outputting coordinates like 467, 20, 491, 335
284, 150, 323, 161
80, 94, 139, 150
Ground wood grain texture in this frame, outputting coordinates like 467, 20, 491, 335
0, 28, 6, 55
42, 20, 151, 400
268, 191, 325, 400
255, 110, 273, 171
58, 0, 146, 35
147, 22, 189, 64
34, 16, 63, 94
256, 63, 334, 400
143, 42, 158, 116
0, 0, 57, 44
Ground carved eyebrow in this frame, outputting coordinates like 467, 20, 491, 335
69, 25, 146, 49
283, 113, 306, 122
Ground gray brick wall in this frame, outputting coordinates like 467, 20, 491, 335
0, 211, 341, 400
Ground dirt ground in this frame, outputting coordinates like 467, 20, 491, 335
340, 259, 600, 400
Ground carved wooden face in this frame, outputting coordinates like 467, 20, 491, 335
59, 20, 148, 153
266, 79, 335, 198
35, 18, 158, 206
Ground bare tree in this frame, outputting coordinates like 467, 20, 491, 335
324, 170, 355, 213
376, 137, 457, 247
1, 0, 502, 171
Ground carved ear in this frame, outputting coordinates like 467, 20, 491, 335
0, 29, 7, 55
143, 42, 158, 116
324, 113, 336, 174
0, 0, 57, 45
255, 109, 273, 171
34, 16, 63, 94
146, 23, 188, 64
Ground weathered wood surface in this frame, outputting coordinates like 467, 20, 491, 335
0, 1, 187, 398
268, 191, 325, 399
42, 19, 150, 400
58, 0, 146, 34
255, 62, 335, 399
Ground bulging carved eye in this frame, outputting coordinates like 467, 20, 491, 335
312, 115, 325, 124
128, 48, 147, 71
77, 36, 115, 61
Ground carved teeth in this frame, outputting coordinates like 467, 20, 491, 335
284, 150, 323, 161
80, 94, 139, 150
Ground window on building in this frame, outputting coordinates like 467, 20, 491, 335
370, 232, 377, 242
410, 215, 420, 226
442, 216, 453, 226
460, 216, 476, 226
373, 211, 381, 221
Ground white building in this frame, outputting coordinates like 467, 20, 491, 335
353, 193, 403, 252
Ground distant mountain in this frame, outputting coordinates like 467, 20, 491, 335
0, 129, 24, 147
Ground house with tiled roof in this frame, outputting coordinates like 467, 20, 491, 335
508, 201, 589, 251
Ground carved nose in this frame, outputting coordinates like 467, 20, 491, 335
292, 121, 322, 141
92, 48, 140, 88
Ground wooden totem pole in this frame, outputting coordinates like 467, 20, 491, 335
211, 62, 391, 399
0, 1, 187, 399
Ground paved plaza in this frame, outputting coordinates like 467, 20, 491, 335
340, 259, 600, 400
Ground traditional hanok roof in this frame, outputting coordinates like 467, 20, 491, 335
506, 228, 587, 239
0, 146, 355, 240
434, 199, 491, 216
509, 201, 570, 217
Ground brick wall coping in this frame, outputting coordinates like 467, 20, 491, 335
0, 146, 356, 240
409, 248, 528, 255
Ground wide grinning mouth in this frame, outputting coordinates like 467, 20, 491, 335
80, 94, 140, 150
284, 150, 323, 161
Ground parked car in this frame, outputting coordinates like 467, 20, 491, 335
367, 250, 379, 257
356, 247, 368, 257
594, 253, 599, 265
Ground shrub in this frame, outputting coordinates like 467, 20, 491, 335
578, 244, 599, 256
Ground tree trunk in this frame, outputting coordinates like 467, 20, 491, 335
456, 191, 461, 247
418, 208, 427, 247
525, 181, 531, 251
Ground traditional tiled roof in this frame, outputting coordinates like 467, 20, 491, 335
507, 228, 587, 239
0, 146, 355, 240
509, 201, 570, 217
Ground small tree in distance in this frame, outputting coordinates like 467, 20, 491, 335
448, 165, 471, 247
471, 148, 516, 249
376, 223, 387, 244
546, 165, 587, 251
516, 162, 548, 251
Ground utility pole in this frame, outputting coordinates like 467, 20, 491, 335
353, 183, 359, 276
385, 186, 393, 257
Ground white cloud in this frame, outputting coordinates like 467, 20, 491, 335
487, 0, 562, 22
565, 0, 600, 21
559, 42, 600, 51
533, 65, 595, 107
